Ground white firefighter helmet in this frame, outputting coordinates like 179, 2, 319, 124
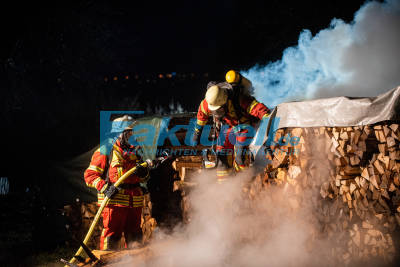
205, 85, 228, 111
111, 115, 135, 133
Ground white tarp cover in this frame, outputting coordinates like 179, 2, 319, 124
250, 86, 400, 164
275, 86, 400, 128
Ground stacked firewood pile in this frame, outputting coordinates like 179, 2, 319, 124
63, 201, 102, 249
251, 122, 400, 265
63, 194, 156, 249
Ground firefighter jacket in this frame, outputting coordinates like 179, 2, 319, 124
196, 93, 271, 131
84, 139, 146, 207
84, 147, 108, 192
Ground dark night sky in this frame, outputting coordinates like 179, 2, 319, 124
1, 0, 367, 73
0, 0, 367, 159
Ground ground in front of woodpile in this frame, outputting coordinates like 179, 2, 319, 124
81, 240, 173, 267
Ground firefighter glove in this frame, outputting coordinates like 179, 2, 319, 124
103, 183, 119, 199
135, 163, 149, 178
191, 129, 201, 146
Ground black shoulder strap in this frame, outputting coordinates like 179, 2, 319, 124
224, 83, 243, 119
232, 88, 243, 119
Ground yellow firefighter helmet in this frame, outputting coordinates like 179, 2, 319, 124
225, 70, 241, 84
205, 85, 228, 111
225, 69, 253, 95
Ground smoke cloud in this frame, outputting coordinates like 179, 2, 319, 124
120, 135, 341, 267
243, 0, 400, 107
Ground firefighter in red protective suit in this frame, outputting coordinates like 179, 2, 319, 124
84, 115, 149, 250
193, 70, 271, 182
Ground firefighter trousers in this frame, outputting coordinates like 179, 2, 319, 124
100, 206, 143, 250
216, 126, 252, 181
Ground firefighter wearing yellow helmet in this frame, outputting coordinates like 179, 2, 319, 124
225, 70, 254, 95
192, 72, 270, 182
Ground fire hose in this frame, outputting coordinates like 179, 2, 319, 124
66, 157, 166, 266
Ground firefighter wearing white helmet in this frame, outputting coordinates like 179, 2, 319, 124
205, 85, 228, 111
111, 114, 135, 133
193, 74, 271, 182
84, 114, 149, 250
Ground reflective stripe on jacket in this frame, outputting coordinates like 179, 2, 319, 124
84, 148, 107, 192
97, 188, 144, 207
196, 94, 271, 129
84, 140, 145, 207
104, 139, 144, 207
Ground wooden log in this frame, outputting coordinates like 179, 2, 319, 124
362, 221, 374, 229
378, 143, 387, 154
389, 183, 397, 192
361, 168, 370, 181
374, 130, 386, 143
387, 136, 396, 148
370, 175, 380, 189
394, 174, 400, 186
358, 140, 367, 152
337, 145, 346, 157
389, 124, 399, 132
389, 150, 400, 160
333, 128, 340, 140
377, 153, 390, 169
360, 178, 368, 190
373, 160, 385, 175
350, 183, 357, 195
340, 131, 349, 140
383, 125, 391, 137
272, 149, 288, 168
276, 168, 287, 182
381, 189, 390, 200
350, 155, 360, 166
364, 126, 372, 137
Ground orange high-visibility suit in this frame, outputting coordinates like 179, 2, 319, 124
195, 91, 270, 181
84, 139, 146, 250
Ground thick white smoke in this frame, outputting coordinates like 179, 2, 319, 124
243, 0, 400, 107
123, 146, 334, 267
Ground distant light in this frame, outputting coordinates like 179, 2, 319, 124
204, 73, 209, 77
166, 73, 172, 78
113, 76, 118, 81
104, 77, 109, 82
158, 74, 164, 79
172, 72, 177, 76
125, 75, 129, 80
